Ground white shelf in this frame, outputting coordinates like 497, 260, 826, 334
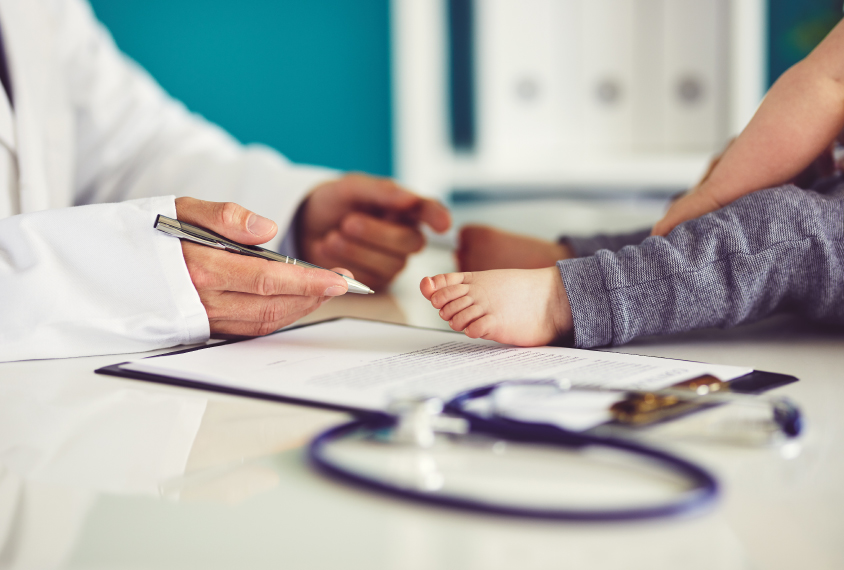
446, 152, 712, 190
391, 0, 767, 199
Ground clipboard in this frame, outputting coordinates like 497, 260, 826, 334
96, 318, 375, 416
95, 317, 799, 429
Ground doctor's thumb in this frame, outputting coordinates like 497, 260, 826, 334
175, 197, 278, 245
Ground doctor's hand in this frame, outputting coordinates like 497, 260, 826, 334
175, 197, 352, 336
296, 173, 452, 290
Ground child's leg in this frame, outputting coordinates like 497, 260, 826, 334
420, 267, 573, 346
456, 225, 573, 271
456, 224, 652, 272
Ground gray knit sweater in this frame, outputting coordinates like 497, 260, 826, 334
558, 179, 844, 348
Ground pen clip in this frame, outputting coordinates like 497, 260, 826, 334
154, 215, 229, 250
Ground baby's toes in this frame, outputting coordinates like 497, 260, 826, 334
437, 272, 468, 288
449, 304, 485, 332
464, 315, 495, 339
420, 276, 437, 299
431, 284, 470, 309
421, 273, 466, 300
439, 295, 473, 321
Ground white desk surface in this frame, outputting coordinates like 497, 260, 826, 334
1, 198, 842, 570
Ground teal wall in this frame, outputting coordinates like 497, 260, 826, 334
768, 0, 841, 85
88, 0, 393, 176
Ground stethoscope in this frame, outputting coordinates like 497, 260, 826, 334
307, 380, 747, 522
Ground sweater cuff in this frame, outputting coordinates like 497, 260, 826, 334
557, 257, 614, 348
561, 228, 652, 257
562, 236, 608, 258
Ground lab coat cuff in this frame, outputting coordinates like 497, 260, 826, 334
152, 196, 210, 345
557, 257, 614, 348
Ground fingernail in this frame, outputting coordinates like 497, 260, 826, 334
324, 286, 346, 296
247, 213, 275, 236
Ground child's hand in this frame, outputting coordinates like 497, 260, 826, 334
420, 267, 573, 346
457, 225, 574, 272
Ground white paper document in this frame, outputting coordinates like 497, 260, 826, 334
122, 319, 751, 431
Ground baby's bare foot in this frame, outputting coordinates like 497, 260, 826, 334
420, 267, 573, 346
457, 225, 573, 272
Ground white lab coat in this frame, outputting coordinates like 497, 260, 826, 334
0, 0, 338, 362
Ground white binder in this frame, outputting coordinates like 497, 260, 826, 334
580, 0, 636, 151
631, 0, 666, 151
477, 0, 581, 164
662, 0, 729, 150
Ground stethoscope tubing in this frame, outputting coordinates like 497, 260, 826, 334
308, 400, 719, 521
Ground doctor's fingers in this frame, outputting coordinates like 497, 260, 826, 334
175, 197, 279, 246
312, 233, 406, 286
182, 242, 349, 297
208, 303, 328, 337
403, 198, 452, 234
336, 175, 451, 233
339, 212, 426, 255
200, 289, 325, 326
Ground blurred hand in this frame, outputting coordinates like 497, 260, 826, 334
457, 225, 573, 272
297, 173, 451, 290
175, 197, 352, 336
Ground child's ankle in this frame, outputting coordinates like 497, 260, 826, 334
547, 267, 574, 344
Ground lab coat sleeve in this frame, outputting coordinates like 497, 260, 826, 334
0, 196, 209, 362
62, 0, 338, 252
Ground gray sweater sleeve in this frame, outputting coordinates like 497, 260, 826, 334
564, 228, 652, 257
558, 185, 844, 348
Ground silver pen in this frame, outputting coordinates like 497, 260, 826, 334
154, 215, 374, 294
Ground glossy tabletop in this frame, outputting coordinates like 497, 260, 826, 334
1, 197, 842, 570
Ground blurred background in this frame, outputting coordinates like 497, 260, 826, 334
89, 0, 841, 202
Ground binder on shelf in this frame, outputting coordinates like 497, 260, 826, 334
631, 0, 666, 151
477, 0, 577, 163
580, 0, 636, 151
663, 0, 729, 150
